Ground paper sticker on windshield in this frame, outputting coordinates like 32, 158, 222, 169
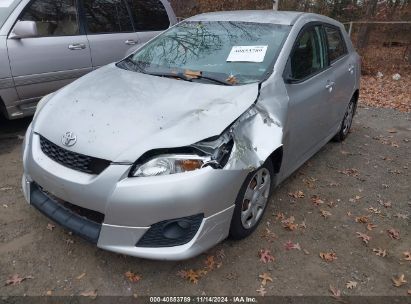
0, 0, 14, 7
227, 46, 268, 63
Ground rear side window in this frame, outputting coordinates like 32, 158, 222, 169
20, 0, 79, 36
324, 26, 347, 62
83, 0, 133, 34
288, 25, 326, 81
128, 0, 169, 31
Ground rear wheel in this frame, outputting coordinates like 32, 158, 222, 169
229, 159, 274, 240
333, 97, 356, 142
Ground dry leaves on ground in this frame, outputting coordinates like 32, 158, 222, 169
373, 248, 388, 257
356, 232, 371, 244
256, 286, 267, 296
320, 210, 332, 218
288, 190, 305, 199
387, 228, 400, 240
281, 216, 298, 231
320, 252, 338, 262
346, 281, 358, 289
329, 285, 342, 299
403, 251, 411, 261
125, 271, 142, 283
284, 240, 301, 251
258, 273, 273, 286
392, 274, 407, 287
259, 249, 275, 263
5, 274, 33, 286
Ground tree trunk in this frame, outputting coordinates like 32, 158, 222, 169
357, 0, 378, 49
273, 0, 279, 11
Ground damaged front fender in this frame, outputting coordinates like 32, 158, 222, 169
195, 71, 289, 172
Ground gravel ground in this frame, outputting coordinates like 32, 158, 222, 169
0, 106, 410, 298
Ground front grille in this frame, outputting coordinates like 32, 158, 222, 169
39, 135, 111, 175
136, 214, 203, 248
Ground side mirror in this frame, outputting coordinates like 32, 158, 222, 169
9, 21, 38, 39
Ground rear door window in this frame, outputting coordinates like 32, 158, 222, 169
128, 0, 169, 31
19, 0, 79, 36
288, 25, 327, 81
83, 0, 134, 34
324, 26, 347, 63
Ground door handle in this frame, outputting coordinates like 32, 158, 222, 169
125, 39, 137, 45
68, 43, 86, 50
325, 81, 335, 92
348, 64, 355, 74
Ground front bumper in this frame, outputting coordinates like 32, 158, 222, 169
22, 127, 248, 260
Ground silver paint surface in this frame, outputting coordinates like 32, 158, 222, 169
22, 11, 361, 260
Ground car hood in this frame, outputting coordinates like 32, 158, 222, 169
34, 64, 259, 162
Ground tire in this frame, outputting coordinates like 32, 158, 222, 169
333, 96, 357, 142
229, 159, 274, 240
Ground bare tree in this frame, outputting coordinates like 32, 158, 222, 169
357, 0, 379, 49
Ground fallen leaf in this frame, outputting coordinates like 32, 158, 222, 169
76, 272, 86, 280
392, 274, 407, 287
383, 201, 392, 208
368, 207, 381, 214
185, 270, 200, 284
46, 290, 52, 296
2, 204, 8, 208
275, 212, 285, 221
46, 223, 55, 231
80, 290, 97, 299
261, 228, 277, 242
226, 75, 238, 85
303, 249, 310, 255
284, 240, 301, 251
403, 251, 411, 261
259, 273, 273, 286
329, 285, 341, 299
355, 216, 369, 223
216, 249, 225, 260
387, 228, 400, 240
125, 271, 141, 283
288, 190, 305, 199
320, 252, 337, 262
184, 70, 201, 79
204, 256, 216, 270
256, 286, 267, 296
311, 195, 325, 206
346, 281, 358, 289
339, 168, 360, 177
5, 274, 33, 286
281, 216, 298, 231
387, 128, 397, 133
0, 187, 13, 191
395, 213, 409, 220
320, 210, 332, 218
356, 232, 371, 244
367, 223, 377, 231
373, 248, 387, 257
259, 249, 275, 263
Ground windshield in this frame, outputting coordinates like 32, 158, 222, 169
118, 21, 290, 85
0, 0, 20, 29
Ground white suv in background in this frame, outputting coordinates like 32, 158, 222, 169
0, 0, 177, 119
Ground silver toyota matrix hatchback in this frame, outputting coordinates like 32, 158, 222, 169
22, 11, 360, 260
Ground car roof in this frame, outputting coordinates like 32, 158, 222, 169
187, 10, 305, 26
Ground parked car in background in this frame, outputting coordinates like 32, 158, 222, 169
22, 11, 360, 260
0, 0, 177, 119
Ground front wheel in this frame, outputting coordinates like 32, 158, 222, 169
333, 97, 356, 142
229, 159, 274, 240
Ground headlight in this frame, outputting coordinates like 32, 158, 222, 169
130, 154, 211, 177
130, 133, 234, 178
